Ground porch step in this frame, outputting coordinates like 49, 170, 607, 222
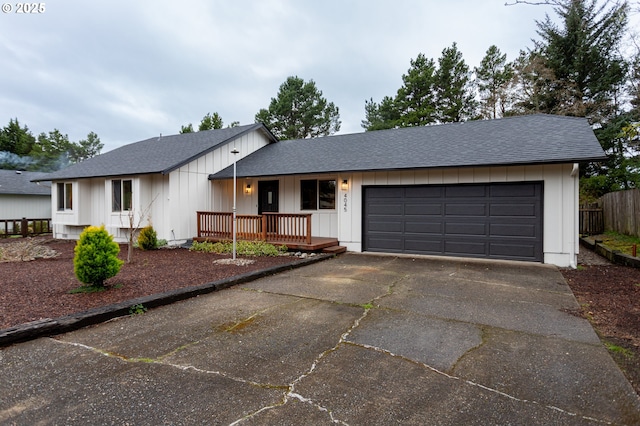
322, 245, 347, 255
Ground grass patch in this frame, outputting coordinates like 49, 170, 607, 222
596, 231, 640, 256
604, 341, 635, 359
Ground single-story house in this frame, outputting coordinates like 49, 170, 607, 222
35, 114, 606, 267
0, 169, 51, 220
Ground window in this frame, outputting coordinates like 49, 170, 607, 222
301, 179, 336, 210
112, 179, 132, 211
57, 182, 73, 211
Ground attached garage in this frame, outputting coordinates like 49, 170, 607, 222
363, 182, 543, 262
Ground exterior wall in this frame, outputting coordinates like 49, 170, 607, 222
51, 179, 96, 239
227, 163, 578, 267
0, 194, 51, 219
50, 128, 274, 243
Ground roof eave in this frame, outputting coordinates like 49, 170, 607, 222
208, 156, 608, 181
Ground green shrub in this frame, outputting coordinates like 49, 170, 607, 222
74, 225, 123, 287
189, 240, 288, 256
138, 225, 158, 250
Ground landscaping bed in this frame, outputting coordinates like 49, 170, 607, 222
0, 237, 304, 330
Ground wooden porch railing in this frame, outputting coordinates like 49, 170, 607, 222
0, 218, 52, 238
197, 212, 312, 244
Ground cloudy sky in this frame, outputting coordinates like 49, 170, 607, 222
1, 0, 559, 153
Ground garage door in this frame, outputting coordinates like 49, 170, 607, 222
363, 182, 543, 262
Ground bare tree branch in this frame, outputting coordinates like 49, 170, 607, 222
505, 0, 559, 6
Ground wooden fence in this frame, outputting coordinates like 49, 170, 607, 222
599, 189, 640, 237
579, 206, 604, 235
0, 218, 52, 238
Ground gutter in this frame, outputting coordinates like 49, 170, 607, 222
569, 163, 579, 269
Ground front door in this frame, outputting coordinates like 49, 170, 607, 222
258, 180, 279, 214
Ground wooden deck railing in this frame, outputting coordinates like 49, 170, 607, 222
197, 212, 312, 244
0, 218, 52, 238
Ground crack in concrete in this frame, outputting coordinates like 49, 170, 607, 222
52, 339, 284, 390
341, 339, 614, 425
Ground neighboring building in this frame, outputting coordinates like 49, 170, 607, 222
0, 169, 51, 220
35, 115, 607, 267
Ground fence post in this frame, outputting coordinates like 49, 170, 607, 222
21, 218, 28, 237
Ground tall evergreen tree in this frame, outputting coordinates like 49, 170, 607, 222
68, 131, 103, 163
255, 76, 341, 140
435, 43, 477, 122
0, 118, 36, 156
361, 96, 399, 131
535, 0, 628, 120
180, 123, 194, 134
198, 112, 224, 131
395, 53, 439, 127
30, 129, 72, 172
475, 45, 514, 119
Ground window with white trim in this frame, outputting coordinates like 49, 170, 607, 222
112, 179, 132, 211
56, 182, 73, 211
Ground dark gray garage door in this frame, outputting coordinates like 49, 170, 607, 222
363, 182, 543, 262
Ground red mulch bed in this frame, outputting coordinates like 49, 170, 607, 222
561, 263, 640, 395
0, 237, 302, 329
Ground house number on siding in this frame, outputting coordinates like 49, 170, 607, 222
343, 193, 348, 212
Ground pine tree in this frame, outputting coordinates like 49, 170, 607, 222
435, 43, 477, 122
395, 53, 439, 127
535, 0, 628, 120
475, 45, 513, 119
255, 76, 341, 140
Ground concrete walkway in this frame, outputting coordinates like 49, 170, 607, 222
1, 253, 639, 425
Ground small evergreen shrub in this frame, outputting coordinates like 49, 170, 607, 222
74, 225, 123, 287
138, 225, 158, 250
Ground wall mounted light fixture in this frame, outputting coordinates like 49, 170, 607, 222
341, 179, 348, 191
245, 183, 252, 194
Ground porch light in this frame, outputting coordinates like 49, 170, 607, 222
245, 183, 251, 194
341, 179, 348, 191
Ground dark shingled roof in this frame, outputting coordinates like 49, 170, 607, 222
33, 123, 276, 181
0, 170, 51, 195
210, 114, 607, 180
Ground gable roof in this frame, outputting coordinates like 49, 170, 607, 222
209, 114, 607, 180
0, 170, 51, 195
34, 123, 277, 181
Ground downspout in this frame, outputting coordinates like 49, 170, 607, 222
569, 163, 579, 269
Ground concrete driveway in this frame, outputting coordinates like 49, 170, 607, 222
1, 253, 639, 425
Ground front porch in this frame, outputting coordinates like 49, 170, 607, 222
195, 211, 344, 252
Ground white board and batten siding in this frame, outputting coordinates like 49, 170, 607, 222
0, 194, 51, 219
337, 163, 578, 267
169, 130, 274, 242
